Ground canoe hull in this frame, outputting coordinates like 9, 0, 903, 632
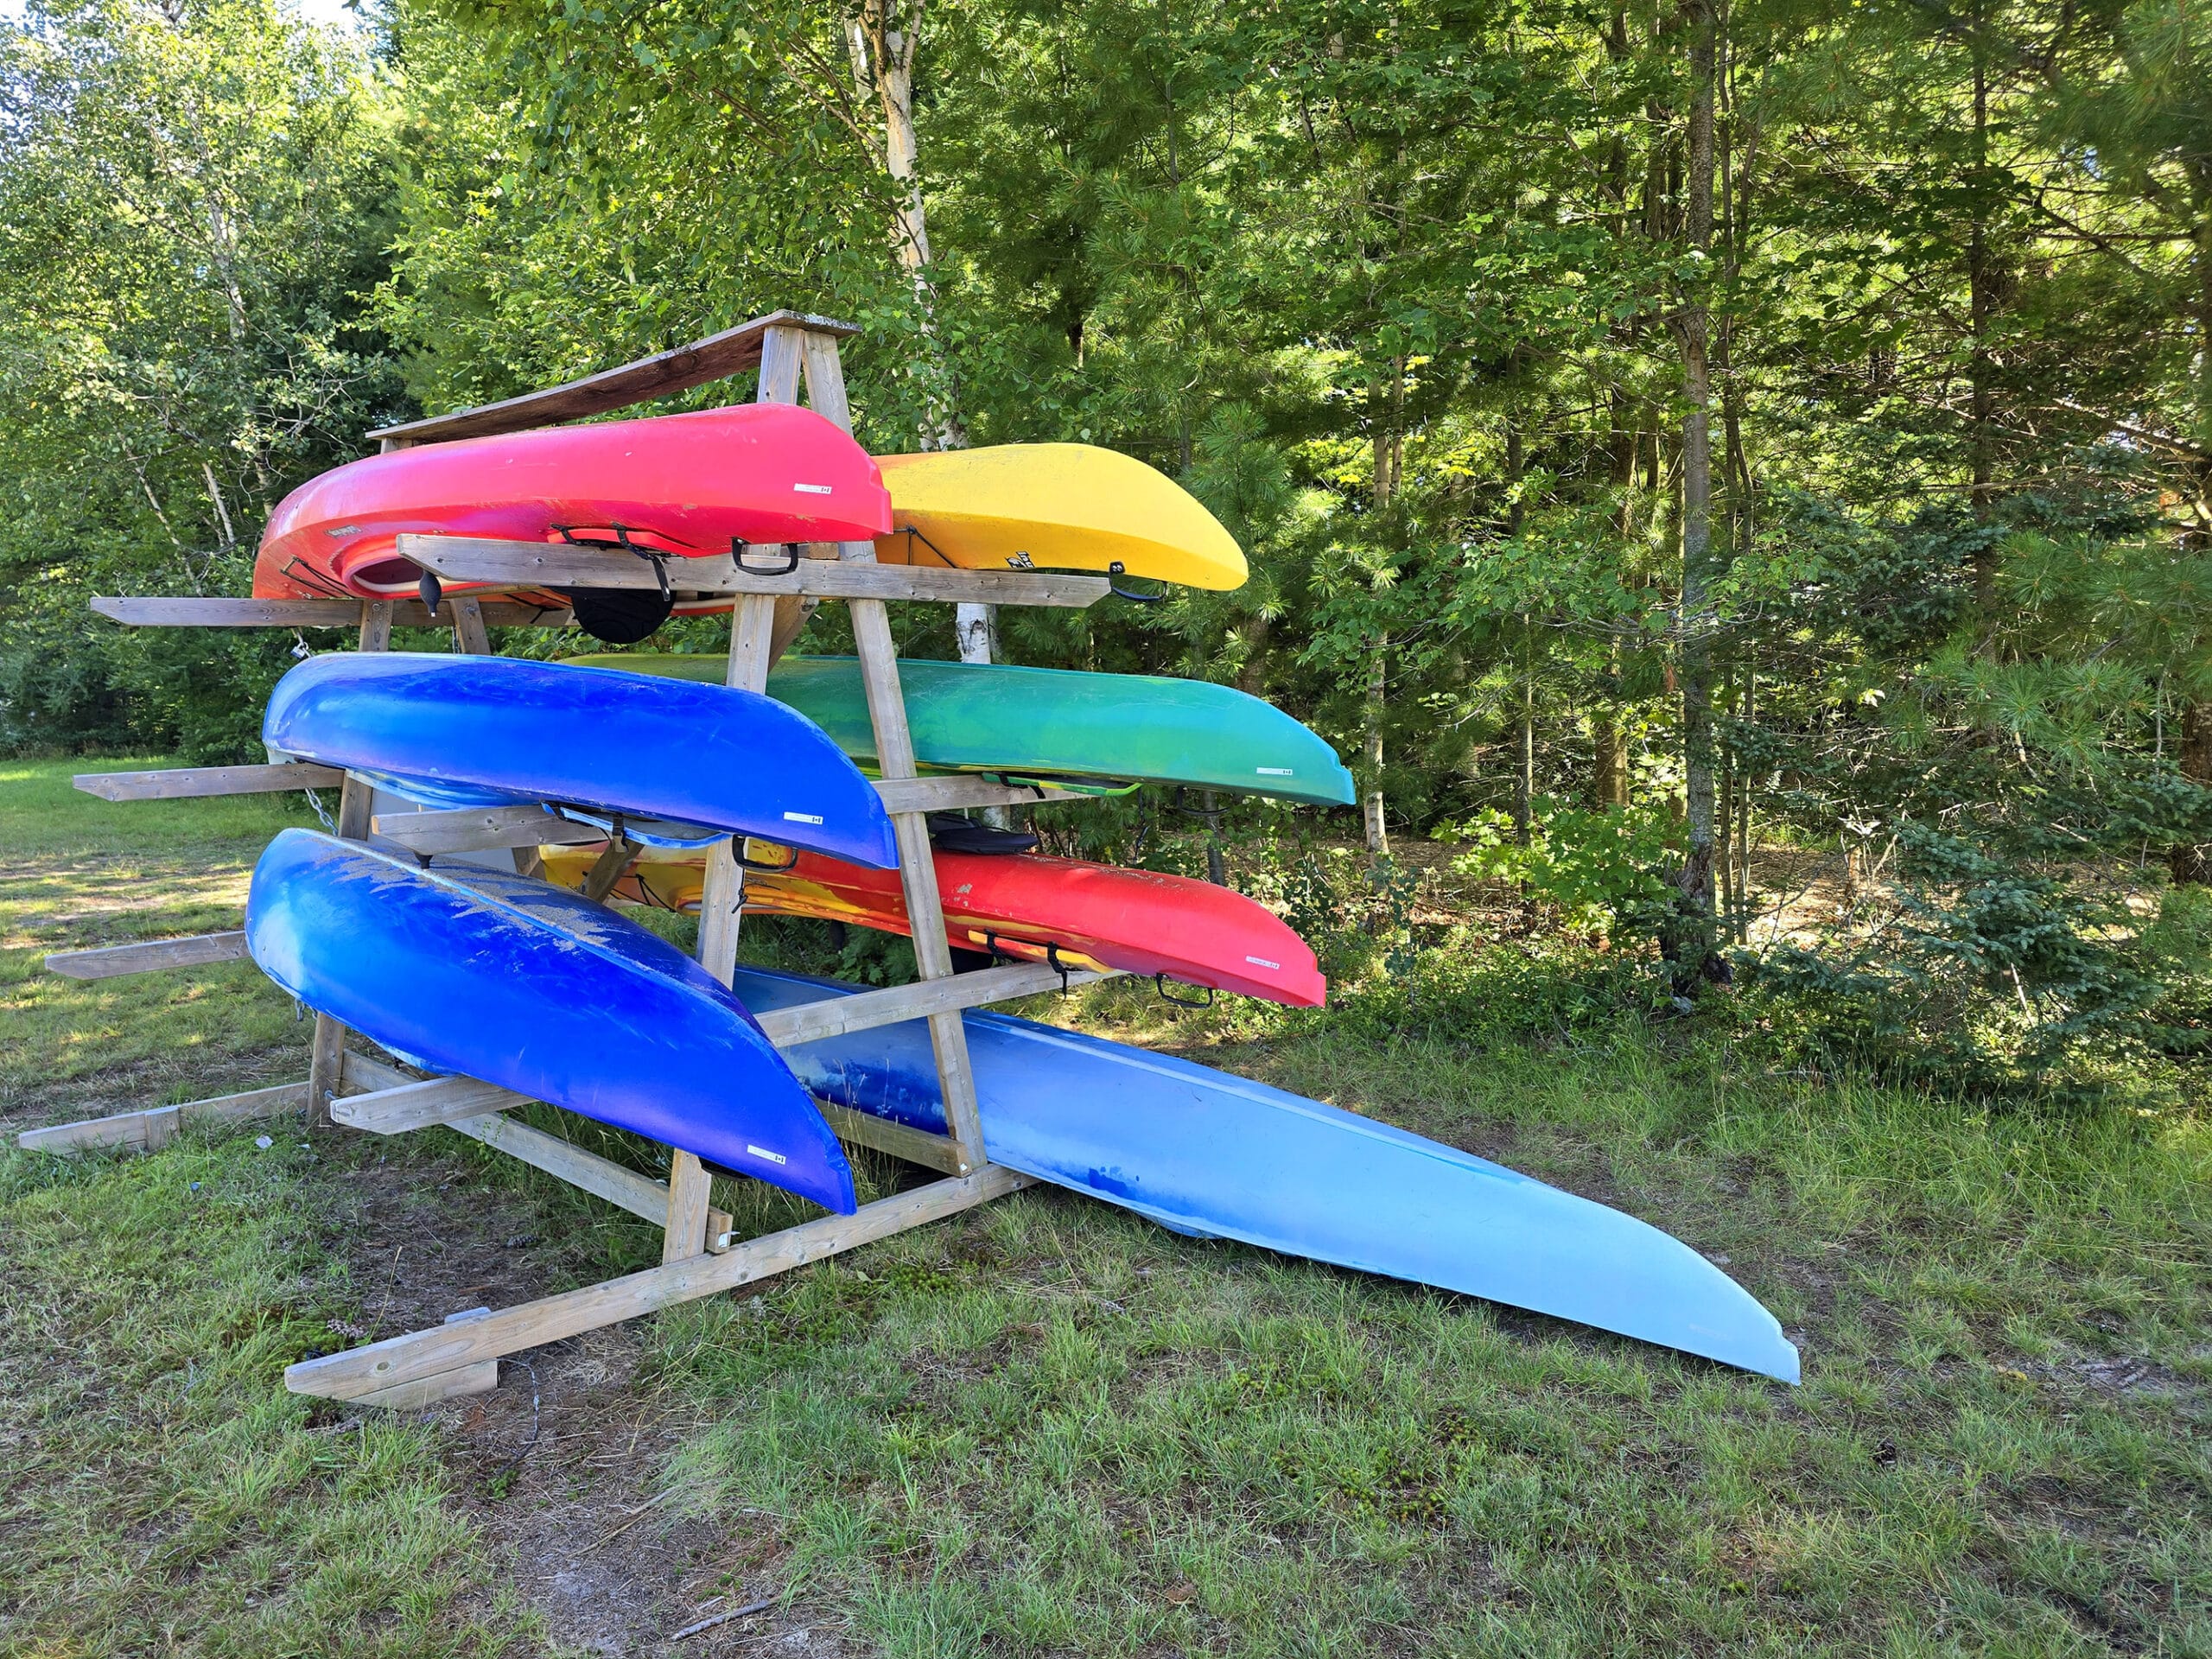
264, 653, 899, 868
872, 444, 1247, 590
252, 404, 892, 603
573, 653, 1357, 808
246, 831, 856, 1213
541, 842, 1328, 1006
728, 963, 1801, 1382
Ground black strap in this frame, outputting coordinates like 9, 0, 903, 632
1154, 974, 1214, 1008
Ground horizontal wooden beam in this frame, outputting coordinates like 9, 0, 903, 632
16, 1080, 309, 1154
371, 804, 607, 855
399, 535, 1109, 609
366, 311, 860, 448
819, 1102, 965, 1174
284, 1165, 1030, 1401
754, 961, 1116, 1049
90, 596, 572, 630
873, 775, 1095, 814
74, 762, 343, 802
331, 1053, 733, 1247
330, 1072, 524, 1135
44, 931, 249, 980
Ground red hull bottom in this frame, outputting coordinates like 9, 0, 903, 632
543, 843, 1326, 1007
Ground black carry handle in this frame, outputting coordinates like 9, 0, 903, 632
1107, 560, 1171, 603
732, 540, 803, 575
1154, 974, 1215, 1008
557, 524, 673, 599
734, 836, 800, 874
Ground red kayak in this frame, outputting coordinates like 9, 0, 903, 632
252, 404, 892, 616
543, 844, 1327, 1007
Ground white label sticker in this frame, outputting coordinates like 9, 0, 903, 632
747, 1144, 788, 1166
1005, 550, 1035, 569
1245, 956, 1281, 970
793, 482, 832, 494
1256, 766, 1294, 776
782, 810, 825, 824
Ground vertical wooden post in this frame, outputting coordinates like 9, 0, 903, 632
671, 590, 779, 1258
308, 600, 393, 1124
448, 594, 492, 656
793, 329, 990, 1172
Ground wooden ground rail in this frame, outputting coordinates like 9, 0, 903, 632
27, 309, 1109, 1408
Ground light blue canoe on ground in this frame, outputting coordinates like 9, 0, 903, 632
732, 963, 1802, 1382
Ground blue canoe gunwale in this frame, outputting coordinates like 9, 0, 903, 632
263, 652, 899, 868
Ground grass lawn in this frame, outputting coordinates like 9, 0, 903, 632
3, 753, 2208, 1656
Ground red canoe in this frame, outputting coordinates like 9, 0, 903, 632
252, 404, 892, 606
544, 844, 1327, 1007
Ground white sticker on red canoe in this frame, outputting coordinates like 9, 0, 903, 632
747, 1144, 788, 1166
1245, 956, 1281, 970
793, 483, 832, 494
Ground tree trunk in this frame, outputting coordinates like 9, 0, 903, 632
1669, 0, 1720, 985
1363, 638, 1389, 856
1967, 54, 2000, 629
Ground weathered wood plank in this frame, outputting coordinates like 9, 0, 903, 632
330, 1074, 524, 1135
90, 595, 570, 629
365, 311, 859, 447
284, 1166, 1031, 1401
16, 1080, 310, 1154
818, 1102, 965, 1174
330, 1064, 734, 1248
754, 961, 1115, 1049
43, 931, 249, 980
338, 1049, 413, 1094
663, 1149, 716, 1262
369, 804, 605, 855
354, 1359, 500, 1408
73, 762, 343, 802
397, 535, 1109, 608
448, 594, 493, 655
871, 775, 1092, 815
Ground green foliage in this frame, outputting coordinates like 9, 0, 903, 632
0, 0, 404, 757
1441, 799, 1678, 936
1748, 823, 2211, 1103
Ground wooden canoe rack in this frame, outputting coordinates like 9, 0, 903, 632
26, 310, 1115, 1408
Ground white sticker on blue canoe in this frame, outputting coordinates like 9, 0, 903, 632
783, 811, 824, 824
747, 1144, 788, 1166
1256, 766, 1294, 776
793, 483, 832, 494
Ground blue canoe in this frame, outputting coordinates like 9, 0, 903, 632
247, 830, 856, 1213
733, 964, 1802, 1382
264, 652, 898, 869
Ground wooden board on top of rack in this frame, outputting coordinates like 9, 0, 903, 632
90, 595, 572, 629
367, 311, 861, 449
396, 534, 1109, 609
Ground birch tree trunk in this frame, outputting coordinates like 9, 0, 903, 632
1668, 0, 1720, 982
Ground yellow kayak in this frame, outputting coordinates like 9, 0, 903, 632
874, 444, 1247, 590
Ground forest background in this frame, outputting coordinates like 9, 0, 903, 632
4, 0, 2212, 1106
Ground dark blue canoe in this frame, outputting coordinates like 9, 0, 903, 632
246, 830, 856, 1213
264, 653, 898, 869
732, 964, 1801, 1382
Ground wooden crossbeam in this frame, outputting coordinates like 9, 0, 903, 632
16, 1081, 309, 1154
872, 775, 1093, 814
283, 1165, 1029, 1402
366, 311, 860, 448
44, 931, 249, 980
397, 534, 1109, 609
762, 960, 1116, 1047
90, 596, 571, 629
73, 762, 343, 802
370, 804, 607, 855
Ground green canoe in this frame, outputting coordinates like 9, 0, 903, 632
569, 654, 1356, 807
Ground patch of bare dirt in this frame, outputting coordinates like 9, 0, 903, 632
313, 1122, 854, 1658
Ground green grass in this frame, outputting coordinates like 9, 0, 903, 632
3, 756, 2209, 1655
